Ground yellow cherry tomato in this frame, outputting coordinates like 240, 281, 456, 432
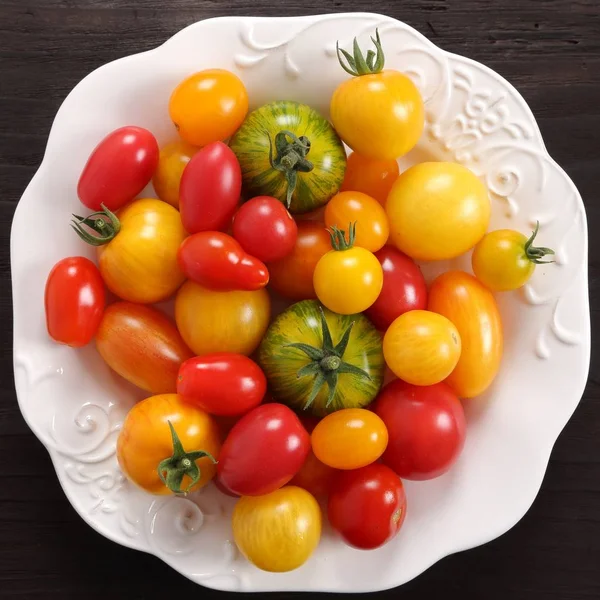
330, 31, 424, 160
152, 140, 200, 208
383, 310, 461, 386
313, 223, 383, 315
312, 408, 388, 470
175, 280, 270, 356
169, 69, 248, 146
386, 162, 491, 261
232, 486, 322, 572
341, 151, 400, 205
324, 191, 389, 252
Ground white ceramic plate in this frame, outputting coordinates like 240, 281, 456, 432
11, 12, 590, 593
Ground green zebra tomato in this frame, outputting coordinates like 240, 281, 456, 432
229, 101, 347, 214
257, 300, 384, 417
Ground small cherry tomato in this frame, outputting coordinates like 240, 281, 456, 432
311, 408, 388, 470
177, 353, 266, 417
374, 380, 466, 480
169, 69, 249, 147
177, 231, 269, 291
341, 151, 400, 205
78, 126, 159, 211
179, 142, 242, 233
45, 257, 105, 347
383, 310, 461, 386
328, 464, 406, 549
232, 196, 298, 262
324, 191, 389, 252
365, 246, 427, 330
152, 140, 200, 208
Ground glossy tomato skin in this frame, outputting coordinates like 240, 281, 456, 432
96, 302, 192, 394
232, 196, 298, 262
179, 142, 242, 233
177, 353, 266, 417
78, 126, 159, 211
177, 232, 268, 291
45, 257, 105, 347
217, 403, 310, 496
152, 140, 200, 208
328, 464, 406, 549
365, 246, 427, 330
374, 379, 466, 480
428, 271, 503, 398
341, 151, 400, 205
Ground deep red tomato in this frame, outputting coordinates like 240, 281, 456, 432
178, 353, 267, 417
365, 246, 427, 330
374, 379, 466, 480
232, 196, 298, 262
328, 464, 406, 550
77, 126, 159, 211
45, 257, 105, 347
217, 403, 310, 496
178, 232, 269, 291
179, 142, 242, 233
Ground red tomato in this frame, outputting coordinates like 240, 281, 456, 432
178, 353, 266, 417
365, 246, 427, 330
374, 380, 466, 480
77, 126, 159, 211
217, 403, 310, 496
45, 257, 105, 347
179, 142, 241, 233
290, 449, 337, 498
177, 232, 269, 291
328, 464, 406, 550
232, 196, 298, 262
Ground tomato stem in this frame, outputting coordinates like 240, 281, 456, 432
524, 221, 555, 264
71, 204, 121, 246
328, 222, 356, 250
336, 29, 385, 77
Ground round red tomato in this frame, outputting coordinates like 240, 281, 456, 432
217, 403, 310, 496
77, 126, 159, 211
45, 257, 105, 347
177, 353, 266, 417
365, 246, 427, 330
374, 379, 466, 480
179, 142, 242, 233
232, 196, 298, 262
328, 464, 406, 550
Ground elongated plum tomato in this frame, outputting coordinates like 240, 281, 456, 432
177, 353, 267, 417
152, 140, 200, 208
217, 403, 310, 496
177, 231, 269, 291
96, 302, 192, 394
179, 142, 242, 233
77, 126, 159, 211
374, 380, 466, 480
428, 271, 503, 398
117, 394, 221, 495
45, 257, 105, 347
341, 151, 400, 205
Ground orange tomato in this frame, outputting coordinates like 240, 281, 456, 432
152, 140, 200, 208
290, 449, 338, 498
117, 394, 221, 495
268, 221, 331, 300
341, 152, 399, 205
428, 271, 503, 398
169, 69, 248, 146
324, 191, 389, 252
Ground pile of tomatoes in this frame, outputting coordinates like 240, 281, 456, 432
44, 30, 554, 573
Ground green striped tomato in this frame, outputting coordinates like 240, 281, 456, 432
257, 300, 385, 417
229, 101, 346, 214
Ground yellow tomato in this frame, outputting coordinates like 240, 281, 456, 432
324, 191, 389, 252
169, 69, 248, 146
386, 162, 491, 261
312, 408, 388, 470
383, 310, 461, 386
152, 140, 200, 208
175, 281, 270, 356
232, 486, 321, 572
341, 151, 400, 205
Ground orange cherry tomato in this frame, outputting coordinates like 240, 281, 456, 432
290, 449, 338, 498
341, 152, 399, 205
152, 140, 200, 208
428, 271, 503, 398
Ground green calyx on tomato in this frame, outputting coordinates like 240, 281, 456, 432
524, 221, 555, 264
157, 421, 217, 495
337, 29, 384, 77
71, 204, 121, 246
328, 222, 356, 251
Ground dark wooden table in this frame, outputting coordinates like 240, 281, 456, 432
1, 1, 598, 598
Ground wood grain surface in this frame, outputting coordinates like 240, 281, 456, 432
1, 0, 598, 598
